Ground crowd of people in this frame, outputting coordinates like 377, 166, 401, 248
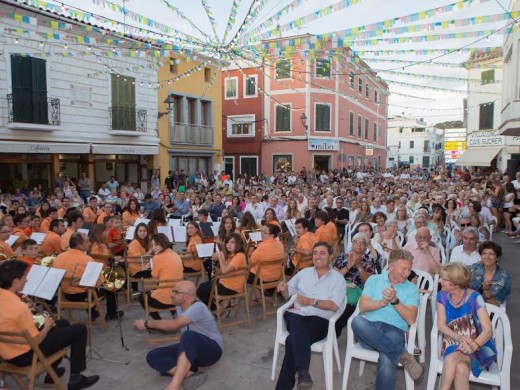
0, 164, 515, 390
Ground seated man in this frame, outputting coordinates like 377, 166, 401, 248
275, 241, 346, 390
450, 226, 481, 266
0, 260, 99, 390
134, 280, 222, 390
403, 226, 441, 275
351, 249, 423, 390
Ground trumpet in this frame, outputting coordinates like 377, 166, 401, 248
102, 265, 126, 291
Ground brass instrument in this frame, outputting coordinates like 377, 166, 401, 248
40, 255, 57, 267
102, 265, 126, 291
22, 295, 49, 330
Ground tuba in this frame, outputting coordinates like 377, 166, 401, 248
102, 265, 126, 291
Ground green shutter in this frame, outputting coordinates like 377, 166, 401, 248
111, 74, 136, 130
316, 104, 329, 131
276, 105, 290, 131
31, 57, 48, 124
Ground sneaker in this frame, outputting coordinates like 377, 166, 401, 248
182, 371, 208, 390
68, 374, 99, 390
399, 352, 424, 381
297, 370, 313, 389
44, 366, 65, 384
105, 310, 124, 322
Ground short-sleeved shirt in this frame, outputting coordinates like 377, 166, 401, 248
292, 232, 316, 267
361, 272, 420, 331
220, 253, 247, 292
177, 301, 223, 349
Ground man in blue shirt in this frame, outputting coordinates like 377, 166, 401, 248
170, 192, 190, 218
351, 249, 423, 389
208, 194, 226, 221
142, 194, 160, 217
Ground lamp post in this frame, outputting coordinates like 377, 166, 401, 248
300, 113, 308, 131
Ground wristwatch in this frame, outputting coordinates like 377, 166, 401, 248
390, 298, 400, 305
313, 299, 319, 308
144, 320, 151, 329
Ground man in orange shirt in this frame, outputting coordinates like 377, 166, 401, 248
288, 218, 316, 275
57, 197, 72, 220
54, 233, 123, 322
314, 211, 332, 245
40, 207, 58, 233
61, 212, 84, 252
97, 204, 114, 226
82, 197, 101, 224
40, 219, 65, 257
0, 260, 99, 390
11, 214, 29, 251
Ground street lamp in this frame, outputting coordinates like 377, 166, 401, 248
158, 95, 175, 119
300, 113, 308, 130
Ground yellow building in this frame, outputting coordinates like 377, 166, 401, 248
157, 57, 222, 178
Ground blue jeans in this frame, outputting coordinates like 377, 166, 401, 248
146, 330, 222, 375
351, 316, 406, 390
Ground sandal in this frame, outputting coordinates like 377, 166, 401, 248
413, 347, 422, 356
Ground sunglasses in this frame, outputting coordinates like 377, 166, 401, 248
460, 223, 470, 227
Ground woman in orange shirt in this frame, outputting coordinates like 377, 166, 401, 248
122, 198, 140, 229
248, 223, 285, 286
261, 208, 282, 230
181, 222, 203, 273
138, 233, 183, 319
88, 224, 110, 266
127, 223, 153, 292
215, 216, 236, 251
197, 233, 247, 310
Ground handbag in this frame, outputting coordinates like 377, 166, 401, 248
346, 281, 362, 306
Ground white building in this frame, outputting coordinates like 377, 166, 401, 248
456, 48, 520, 172
498, 1, 520, 175
0, 0, 159, 192
386, 115, 443, 169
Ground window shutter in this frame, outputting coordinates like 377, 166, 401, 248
316, 105, 329, 131
11, 55, 34, 123
31, 57, 48, 124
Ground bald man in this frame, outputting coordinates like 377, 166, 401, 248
134, 281, 223, 390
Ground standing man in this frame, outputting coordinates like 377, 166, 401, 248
351, 249, 423, 390
330, 197, 349, 242
134, 280, 222, 390
77, 172, 91, 204
105, 176, 119, 193
275, 242, 346, 389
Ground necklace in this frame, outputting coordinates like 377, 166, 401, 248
449, 288, 468, 307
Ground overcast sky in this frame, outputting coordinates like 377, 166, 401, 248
54, 0, 511, 125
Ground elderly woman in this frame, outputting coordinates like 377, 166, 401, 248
437, 263, 496, 390
470, 241, 511, 306
333, 232, 381, 336
375, 220, 401, 254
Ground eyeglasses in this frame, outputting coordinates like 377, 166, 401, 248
460, 223, 470, 227
172, 290, 190, 295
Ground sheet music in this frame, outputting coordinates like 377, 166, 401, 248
30, 232, 47, 245
157, 226, 174, 242
285, 220, 297, 237
21, 265, 48, 296
77, 228, 90, 236
249, 231, 263, 243
79, 261, 103, 287
34, 268, 66, 300
196, 243, 214, 258
168, 219, 182, 227
6, 235, 19, 247
173, 227, 187, 243
124, 226, 136, 241
134, 218, 151, 226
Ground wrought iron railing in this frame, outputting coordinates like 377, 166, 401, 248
169, 122, 214, 146
109, 106, 147, 132
7, 93, 60, 125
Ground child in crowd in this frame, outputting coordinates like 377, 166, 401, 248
107, 216, 125, 256
24, 215, 42, 236
19, 238, 39, 269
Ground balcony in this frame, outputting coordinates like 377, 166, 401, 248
169, 122, 214, 146
109, 106, 147, 133
7, 93, 60, 127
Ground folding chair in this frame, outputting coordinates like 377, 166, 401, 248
56, 287, 107, 332
249, 258, 287, 320
124, 255, 152, 305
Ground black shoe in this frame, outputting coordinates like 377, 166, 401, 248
105, 310, 124, 322
44, 366, 65, 384
297, 370, 313, 390
68, 375, 99, 390
91, 310, 99, 322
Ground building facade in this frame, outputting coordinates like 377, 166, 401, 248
0, 0, 159, 192
386, 116, 443, 168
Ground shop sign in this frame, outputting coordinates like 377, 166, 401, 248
308, 139, 339, 151
467, 130, 505, 147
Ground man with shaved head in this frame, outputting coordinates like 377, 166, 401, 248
134, 280, 222, 390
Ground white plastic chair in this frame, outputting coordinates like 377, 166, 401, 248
342, 294, 429, 390
397, 231, 405, 247
271, 295, 344, 390
438, 243, 447, 265
412, 269, 434, 363
426, 303, 512, 390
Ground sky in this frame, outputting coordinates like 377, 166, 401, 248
48, 0, 512, 125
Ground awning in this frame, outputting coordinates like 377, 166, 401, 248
454, 147, 501, 167
498, 119, 520, 136
91, 144, 158, 155
0, 142, 89, 154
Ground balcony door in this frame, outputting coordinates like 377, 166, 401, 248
111, 73, 136, 130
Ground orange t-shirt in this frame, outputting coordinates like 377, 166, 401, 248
315, 225, 332, 244
57, 207, 68, 220
292, 231, 316, 267
151, 248, 184, 305
19, 256, 36, 269
90, 242, 110, 266
122, 211, 139, 229
107, 228, 124, 255
40, 217, 52, 233
11, 228, 27, 251
83, 207, 101, 224
0, 289, 39, 360
249, 237, 285, 281
40, 232, 62, 257
54, 249, 103, 295
219, 252, 247, 292
183, 235, 203, 271
97, 211, 114, 225
60, 228, 75, 251
326, 221, 338, 253
126, 240, 149, 276
0, 240, 14, 258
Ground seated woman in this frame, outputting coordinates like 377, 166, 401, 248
138, 233, 183, 319
375, 220, 402, 255
470, 241, 511, 306
214, 216, 236, 250
122, 198, 140, 230
148, 208, 168, 236
247, 223, 285, 290
261, 208, 282, 230
197, 233, 247, 313
437, 262, 497, 390
88, 224, 110, 266
371, 211, 387, 235
469, 212, 490, 244
127, 223, 153, 291
181, 222, 203, 274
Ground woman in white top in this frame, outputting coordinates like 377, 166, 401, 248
502, 182, 516, 233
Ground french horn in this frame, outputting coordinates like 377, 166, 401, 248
102, 265, 126, 291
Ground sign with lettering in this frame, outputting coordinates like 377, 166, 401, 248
467, 130, 505, 147
365, 144, 374, 156
307, 139, 339, 151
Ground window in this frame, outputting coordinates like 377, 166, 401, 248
244, 75, 257, 97
349, 111, 354, 135
399, 127, 403, 134
315, 104, 331, 131
365, 83, 369, 99
479, 102, 494, 129
364, 118, 369, 139
348, 156, 354, 167
357, 115, 362, 137
481, 69, 495, 85
423, 140, 430, 152
358, 78, 363, 94
276, 60, 291, 79
201, 100, 211, 126
273, 154, 292, 173
409, 156, 414, 164
225, 77, 238, 99
373, 123, 378, 141
187, 98, 196, 124
349, 71, 355, 88
410, 140, 414, 148
10, 54, 49, 124
398, 141, 401, 148
227, 115, 254, 136
204, 67, 212, 82
315, 59, 331, 78
111, 73, 136, 130
275, 104, 291, 131
374, 90, 379, 103
240, 156, 258, 177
